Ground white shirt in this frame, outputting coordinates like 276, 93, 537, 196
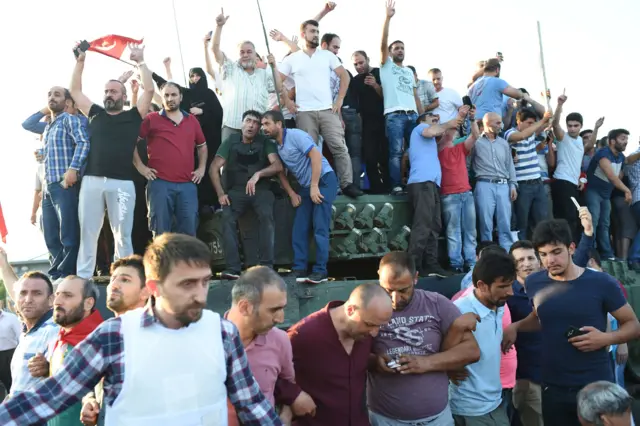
432, 87, 463, 123
553, 133, 584, 185
279, 49, 341, 112
269, 66, 295, 119
0, 311, 21, 351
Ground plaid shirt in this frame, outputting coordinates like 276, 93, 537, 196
42, 112, 90, 184
0, 304, 282, 426
626, 148, 640, 205
416, 79, 438, 109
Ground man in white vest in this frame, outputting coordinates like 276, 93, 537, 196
0, 233, 283, 426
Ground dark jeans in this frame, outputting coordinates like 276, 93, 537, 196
515, 180, 549, 240
408, 181, 441, 272
585, 189, 614, 258
146, 179, 198, 237
342, 108, 362, 190
132, 180, 153, 255
285, 118, 297, 129
292, 172, 338, 274
629, 201, 640, 262
0, 348, 14, 398
362, 118, 389, 194
42, 182, 80, 279
541, 384, 580, 426
551, 179, 580, 242
222, 189, 275, 273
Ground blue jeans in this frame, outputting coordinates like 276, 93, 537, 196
441, 191, 477, 269
514, 180, 550, 240
42, 182, 80, 279
585, 189, 614, 258
146, 179, 198, 237
292, 172, 338, 274
474, 180, 513, 251
385, 112, 417, 188
629, 202, 640, 262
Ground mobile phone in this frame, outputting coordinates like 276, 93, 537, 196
191, 102, 205, 108
208, 30, 213, 37
511, 147, 518, 159
565, 325, 587, 339
73, 40, 91, 58
462, 96, 472, 107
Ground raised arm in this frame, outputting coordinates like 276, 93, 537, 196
552, 92, 567, 141
423, 106, 467, 138
380, 0, 395, 65
162, 57, 173, 81
130, 45, 154, 118
0, 248, 19, 302
203, 32, 217, 78
463, 109, 481, 152
506, 111, 553, 144
212, 8, 230, 66
269, 30, 300, 53
313, 2, 336, 21
22, 108, 49, 135
69, 50, 95, 116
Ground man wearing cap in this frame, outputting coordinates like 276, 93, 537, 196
404, 106, 467, 277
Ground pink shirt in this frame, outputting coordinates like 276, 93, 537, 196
452, 287, 517, 389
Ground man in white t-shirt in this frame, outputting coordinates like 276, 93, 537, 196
279, 19, 361, 198
551, 92, 585, 241
379, 0, 424, 195
428, 68, 463, 124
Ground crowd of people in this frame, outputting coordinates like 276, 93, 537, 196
4, 0, 639, 425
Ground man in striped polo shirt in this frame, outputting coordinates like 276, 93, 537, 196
504, 109, 552, 240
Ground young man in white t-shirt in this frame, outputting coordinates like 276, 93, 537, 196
429, 68, 463, 124
550, 92, 585, 241
279, 20, 361, 198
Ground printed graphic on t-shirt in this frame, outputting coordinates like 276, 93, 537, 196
392, 66, 414, 97
378, 314, 438, 356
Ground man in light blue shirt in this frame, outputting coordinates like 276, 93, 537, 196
262, 110, 337, 285
450, 250, 515, 425
379, 1, 423, 194
468, 58, 526, 121
406, 109, 465, 277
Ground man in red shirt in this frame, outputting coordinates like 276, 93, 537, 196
438, 114, 480, 272
136, 82, 208, 237
286, 283, 392, 426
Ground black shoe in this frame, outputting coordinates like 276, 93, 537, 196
220, 270, 240, 280
287, 270, 309, 282
629, 261, 640, 273
306, 272, 328, 284
425, 267, 453, 278
342, 184, 363, 198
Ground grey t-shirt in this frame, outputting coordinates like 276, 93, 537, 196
367, 290, 461, 420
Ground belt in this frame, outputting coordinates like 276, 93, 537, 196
385, 110, 416, 116
477, 178, 508, 184
518, 178, 542, 185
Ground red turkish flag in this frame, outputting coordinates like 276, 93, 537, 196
0, 202, 7, 243
88, 35, 143, 61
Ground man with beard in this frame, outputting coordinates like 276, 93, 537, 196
211, 8, 283, 142
368, 252, 480, 426
449, 250, 516, 425
47, 277, 103, 426
351, 50, 389, 193
225, 266, 315, 425
379, 1, 424, 195
503, 219, 640, 426
40, 86, 90, 281
0, 233, 282, 425
70, 45, 154, 280
80, 255, 149, 426
0, 248, 59, 398
135, 83, 208, 237
152, 63, 224, 215
211, 110, 284, 280
278, 19, 361, 198
287, 283, 392, 426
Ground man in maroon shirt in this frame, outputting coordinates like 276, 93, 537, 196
287, 283, 392, 426
135, 82, 208, 237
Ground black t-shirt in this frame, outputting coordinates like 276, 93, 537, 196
342, 70, 359, 111
85, 105, 143, 181
351, 67, 384, 119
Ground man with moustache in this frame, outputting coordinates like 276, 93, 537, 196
0, 234, 283, 425
210, 110, 284, 280
0, 248, 59, 397
351, 50, 389, 193
47, 277, 103, 426
135, 82, 208, 237
286, 283, 392, 426
70, 45, 154, 279
80, 255, 149, 426
39, 86, 90, 281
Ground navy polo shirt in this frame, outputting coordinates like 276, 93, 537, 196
506, 281, 541, 384
525, 269, 626, 388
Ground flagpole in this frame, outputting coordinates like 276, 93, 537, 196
256, 0, 282, 110
537, 21, 552, 112
171, 0, 188, 86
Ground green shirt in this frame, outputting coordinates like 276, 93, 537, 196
48, 344, 83, 426
216, 134, 278, 191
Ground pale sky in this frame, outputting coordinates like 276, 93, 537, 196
0, 0, 638, 262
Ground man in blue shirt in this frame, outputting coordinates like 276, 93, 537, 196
407, 107, 465, 277
585, 128, 631, 260
503, 219, 640, 426
450, 250, 515, 425
261, 110, 337, 284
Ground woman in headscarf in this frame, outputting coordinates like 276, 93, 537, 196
152, 63, 224, 215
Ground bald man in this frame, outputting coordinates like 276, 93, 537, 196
470, 112, 518, 251
287, 283, 392, 426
